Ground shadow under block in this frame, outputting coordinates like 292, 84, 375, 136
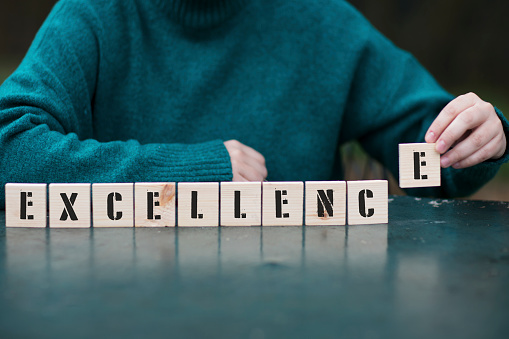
135, 182, 176, 227
178, 182, 219, 227
5, 183, 47, 228
305, 181, 346, 226
262, 182, 304, 226
399, 143, 441, 188
220, 182, 262, 226
347, 180, 388, 225
92, 183, 134, 227
49, 183, 91, 228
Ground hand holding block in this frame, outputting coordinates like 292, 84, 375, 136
178, 183, 219, 227
92, 183, 134, 227
5, 183, 47, 228
49, 183, 91, 228
135, 183, 176, 227
305, 181, 346, 226
399, 143, 441, 188
220, 182, 262, 226
347, 180, 388, 225
262, 182, 303, 226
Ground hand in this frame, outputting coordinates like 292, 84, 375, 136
224, 140, 268, 181
425, 92, 506, 169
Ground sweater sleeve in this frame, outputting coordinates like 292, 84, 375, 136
0, 0, 232, 208
339, 4, 509, 198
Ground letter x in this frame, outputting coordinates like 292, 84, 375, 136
60, 193, 78, 221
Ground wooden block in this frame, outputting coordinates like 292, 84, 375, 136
305, 181, 346, 226
262, 182, 303, 226
399, 143, 441, 188
177, 182, 219, 227
134, 182, 176, 227
49, 183, 91, 228
92, 183, 134, 227
220, 182, 261, 226
5, 183, 47, 228
347, 180, 388, 225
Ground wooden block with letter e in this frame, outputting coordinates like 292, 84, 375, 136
135, 182, 176, 227
262, 182, 303, 226
178, 182, 219, 227
49, 183, 91, 228
347, 180, 388, 225
399, 143, 441, 188
305, 181, 346, 226
220, 182, 262, 226
92, 183, 134, 227
5, 183, 47, 228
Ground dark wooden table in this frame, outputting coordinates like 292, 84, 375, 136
1, 195, 508, 339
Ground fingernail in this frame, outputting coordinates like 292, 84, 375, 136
441, 156, 451, 168
436, 140, 447, 153
452, 163, 461, 169
426, 131, 435, 142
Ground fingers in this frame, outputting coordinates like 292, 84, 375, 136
425, 92, 507, 169
449, 132, 506, 169
224, 139, 268, 182
425, 92, 478, 144
441, 123, 498, 168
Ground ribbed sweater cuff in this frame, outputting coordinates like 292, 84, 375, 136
146, 139, 233, 182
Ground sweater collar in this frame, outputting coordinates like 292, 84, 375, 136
156, 0, 248, 28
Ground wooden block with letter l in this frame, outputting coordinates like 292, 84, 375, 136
5, 183, 47, 228
305, 181, 346, 226
92, 183, 134, 227
178, 182, 219, 227
49, 183, 91, 228
347, 180, 388, 225
399, 143, 441, 188
220, 182, 262, 226
262, 182, 304, 226
135, 182, 176, 227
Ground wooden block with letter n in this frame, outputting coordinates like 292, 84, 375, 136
305, 181, 346, 226
220, 182, 262, 226
5, 183, 47, 228
262, 182, 303, 226
178, 182, 219, 227
347, 180, 388, 225
135, 182, 176, 227
92, 183, 134, 227
399, 143, 440, 188
49, 183, 91, 228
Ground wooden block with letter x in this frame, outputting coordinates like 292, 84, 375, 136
49, 183, 91, 228
5, 183, 47, 228
135, 182, 176, 227
178, 182, 219, 227
399, 143, 441, 188
262, 182, 303, 226
347, 180, 388, 225
305, 181, 346, 226
220, 182, 262, 226
92, 183, 134, 227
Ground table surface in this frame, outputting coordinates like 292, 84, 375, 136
1, 195, 508, 339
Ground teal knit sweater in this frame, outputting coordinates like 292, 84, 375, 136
0, 0, 508, 206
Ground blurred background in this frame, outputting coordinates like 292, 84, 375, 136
0, 0, 508, 200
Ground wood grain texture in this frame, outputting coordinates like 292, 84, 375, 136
177, 182, 219, 227
399, 143, 441, 188
305, 181, 346, 226
347, 180, 388, 225
135, 182, 176, 227
220, 182, 262, 226
92, 183, 134, 227
5, 183, 47, 228
49, 183, 91, 228
262, 182, 303, 226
